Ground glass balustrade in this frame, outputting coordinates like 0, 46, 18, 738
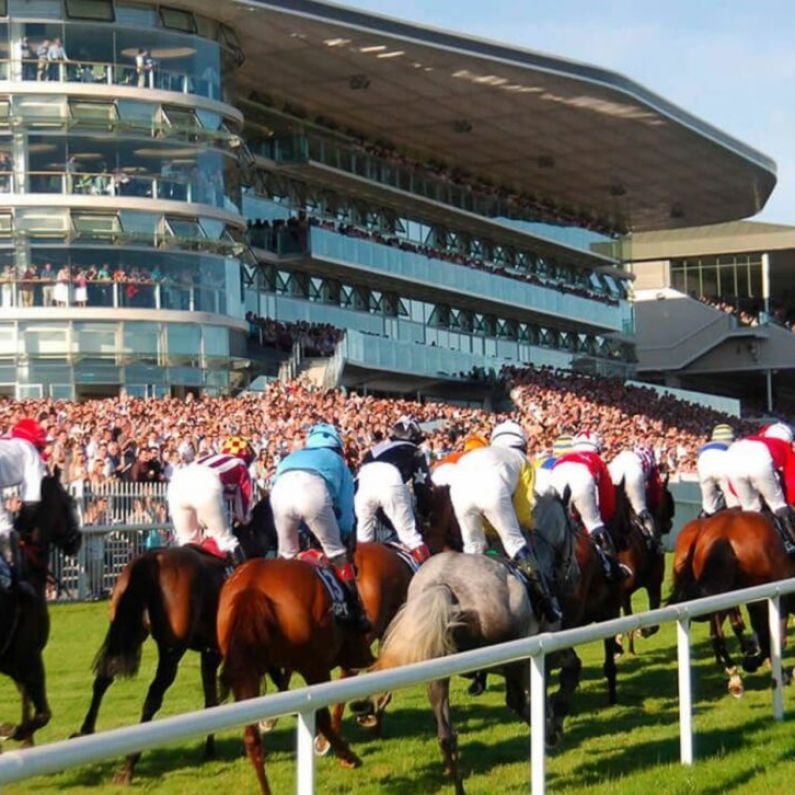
3, 57, 225, 102
0, 170, 238, 211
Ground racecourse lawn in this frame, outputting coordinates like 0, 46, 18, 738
3, 564, 795, 794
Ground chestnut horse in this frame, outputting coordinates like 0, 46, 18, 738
0, 474, 81, 747
670, 511, 788, 695
73, 497, 276, 784
217, 541, 415, 795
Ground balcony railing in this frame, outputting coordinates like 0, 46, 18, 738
0, 277, 224, 314
0, 58, 225, 102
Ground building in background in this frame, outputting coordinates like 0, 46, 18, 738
0, 0, 776, 400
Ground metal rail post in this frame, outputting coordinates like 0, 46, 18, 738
768, 595, 784, 720
296, 709, 316, 795
676, 616, 693, 765
530, 651, 546, 795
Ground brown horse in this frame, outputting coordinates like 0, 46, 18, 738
670, 511, 786, 695
72, 498, 275, 784
0, 474, 81, 747
218, 541, 415, 795
616, 479, 675, 654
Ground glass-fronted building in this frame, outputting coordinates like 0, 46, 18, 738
0, 0, 776, 398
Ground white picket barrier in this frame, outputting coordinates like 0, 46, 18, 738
0, 578, 793, 792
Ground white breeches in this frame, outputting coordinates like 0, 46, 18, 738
449, 471, 526, 559
0, 506, 11, 536
726, 440, 786, 513
551, 462, 603, 533
270, 469, 347, 560
167, 464, 239, 553
430, 463, 456, 487
534, 466, 555, 497
355, 462, 424, 549
697, 448, 739, 514
609, 453, 647, 516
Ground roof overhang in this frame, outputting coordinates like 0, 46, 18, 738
181, 0, 776, 232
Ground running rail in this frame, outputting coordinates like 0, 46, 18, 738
1, 578, 794, 794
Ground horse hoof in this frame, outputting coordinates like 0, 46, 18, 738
258, 718, 279, 734
728, 680, 744, 699
339, 754, 361, 769
545, 723, 564, 749
349, 700, 372, 717
314, 736, 331, 757
783, 668, 794, 686
112, 769, 132, 786
641, 625, 660, 638
355, 714, 379, 730
0, 724, 15, 743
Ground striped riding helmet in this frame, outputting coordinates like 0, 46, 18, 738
552, 434, 574, 457
221, 435, 254, 463
710, 424, 735, 443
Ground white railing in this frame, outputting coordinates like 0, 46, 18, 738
0, 578, 793, 792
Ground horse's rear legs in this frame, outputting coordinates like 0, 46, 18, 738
1, 655, 51, 746
201, 649, 221, 758
112, 645, 185, 785
428, 677, 464, 794
73, 673, 114, 737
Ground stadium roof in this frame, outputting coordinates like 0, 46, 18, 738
188, 0, 775, 232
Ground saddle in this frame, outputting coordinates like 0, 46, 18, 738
186, 539, 235, 578
296, 550, 352, 623
384, 541, 421, 574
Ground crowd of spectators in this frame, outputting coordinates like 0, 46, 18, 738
246, 314, 344, 357
0, 364, 761, 511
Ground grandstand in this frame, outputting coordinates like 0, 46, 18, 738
625, 221, 795, 415
0, 0, 776, 403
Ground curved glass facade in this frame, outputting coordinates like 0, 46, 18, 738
0, 1, 247, 396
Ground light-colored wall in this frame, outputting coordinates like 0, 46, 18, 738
633, 289, 722, 349
630, 259, 669, 291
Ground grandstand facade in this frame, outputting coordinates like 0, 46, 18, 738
0, 0, 776, 400
625, 221, 795, 415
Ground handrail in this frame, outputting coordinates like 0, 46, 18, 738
0, 577, 792, 791
0, 58, 225, 102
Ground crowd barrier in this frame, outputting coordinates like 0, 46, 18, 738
0, 578, 792, 793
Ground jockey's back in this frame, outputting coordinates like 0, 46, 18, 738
0, 436, 46, 501
454, 444, 527, 489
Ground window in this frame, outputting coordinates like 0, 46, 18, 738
10, 0, 59, 18
65, 0, 113, 21
159, 6, 196, 33
115, 2, 156, 27
15, 209, 69, 237
72, 213, 117, 241
69, 100, 116, 127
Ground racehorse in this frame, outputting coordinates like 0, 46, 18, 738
423, 484, 463, 554
72, 497, 276, 784
615, 479, 675, 654
0, 474, 81, 746
217, 548, 390, 795
350, 492, 578, 794
670, 511, 786, 696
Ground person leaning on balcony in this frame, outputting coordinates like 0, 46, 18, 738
19, 265, 35, 307
20, 37, 34, 80
36, 39, 49, 81
46, 37, 68, 81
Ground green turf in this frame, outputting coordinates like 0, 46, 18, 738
3, 565, 795, 794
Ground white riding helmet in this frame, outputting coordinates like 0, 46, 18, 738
573, 430, 604, 454
490, 420, 528, 452
762, 422, 794, 444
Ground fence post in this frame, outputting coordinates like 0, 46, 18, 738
676, 616, 693, 765
296, 709, 316, 795
530, 651, 545, 795
769, 595, 784, 720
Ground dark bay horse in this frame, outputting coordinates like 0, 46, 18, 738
0, 474, 81, 746
615, 479, 675, 654
670, 511, 787, 695
72, 497, 275, 784
218, 550, 388, 795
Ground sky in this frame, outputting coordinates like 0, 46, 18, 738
343, 0, 795, 225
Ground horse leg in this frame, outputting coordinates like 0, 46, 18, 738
331, 668, 353, 736
639, 568, 663, 638
428, 678, 464, 794
619, 594, 632, 657
73, 673, 114, 736
305, 669, 360, 769
201, 649, 221, 758
230, 669, 271, 795
729, 608, 758, 657
548, 648, 582, 747
743, 603, 769, 674
9, 654, 51, 746
259, 669, 292, 734
112, 645, 185, 785
710, 614, 743, 698
504, 663, 530, 724
603, 638, 618, 705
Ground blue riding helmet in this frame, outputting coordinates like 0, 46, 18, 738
306, 423, 344, 450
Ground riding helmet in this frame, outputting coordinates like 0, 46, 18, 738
391, 416, 424, 444
762, 422, 794, 444
573, 430, 604, 454
490, 420, 528, 452
10, 418, 48, 451
306, 423, 344, 450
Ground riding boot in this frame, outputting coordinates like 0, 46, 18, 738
333, 558, 372, 633
222, 544, 246, 577
592, 526, 632, 582
638, 510, 661, 553
773, 508, 795, 555
409, 542, 431, 565
512, 544, 562, 624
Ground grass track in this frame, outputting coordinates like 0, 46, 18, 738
3, 560, 795, 793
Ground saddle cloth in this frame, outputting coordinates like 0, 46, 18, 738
296, 549, 349, 619
384, 541, 420, 574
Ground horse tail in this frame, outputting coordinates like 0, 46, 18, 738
219, 587, 276, 699
92, 555, 153, 679
373, 584, 462, 671
669, 535, 699, 604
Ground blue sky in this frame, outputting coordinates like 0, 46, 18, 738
345, 0, 794, 225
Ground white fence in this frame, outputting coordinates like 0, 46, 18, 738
0, 578, 793, 793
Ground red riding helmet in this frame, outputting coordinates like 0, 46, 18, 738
10, 418, 48, 451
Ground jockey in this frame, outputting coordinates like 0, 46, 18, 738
696, 423, 739, 515
534, 434, 574, 496
724, 422, 795, 554
355, 416, 431, 564
167, 435, 253, 566
0, 418, 48, 590
608, 443, 665, 541
551, 430, 629, 581
430, 433, 487, 487
271, 423, 370, 632
448, 420, 561, 623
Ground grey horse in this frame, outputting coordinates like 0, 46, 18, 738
352, 491, 579, 794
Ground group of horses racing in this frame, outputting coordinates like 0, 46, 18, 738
2, 469, 794, 794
